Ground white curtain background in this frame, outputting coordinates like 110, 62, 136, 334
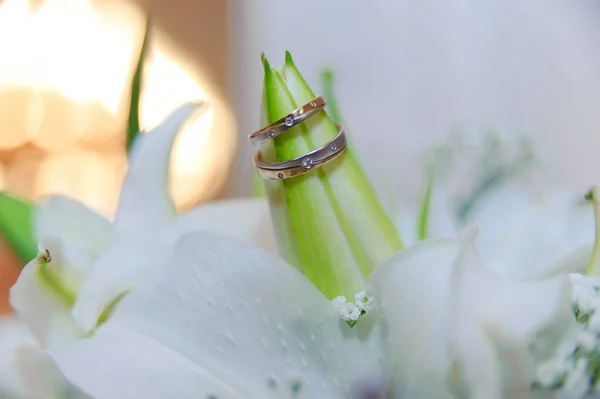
229, 0, 600, 196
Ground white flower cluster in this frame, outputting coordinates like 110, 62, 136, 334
331, 291, 375, 327
571, 274, 600, 325
534, 273, 600, 398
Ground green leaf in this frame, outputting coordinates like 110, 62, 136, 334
585, 186, 600, 276
0, 193, 36, 264
126, 15, 151, 154
418, 169, 434, 240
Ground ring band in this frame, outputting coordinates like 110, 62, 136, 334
253, 124, 347, 180
248, 96, 326, 147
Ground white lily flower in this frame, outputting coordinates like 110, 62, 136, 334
355, 124, 596, 397
369, 227, 570, 399
8, 102, 276, 396
463, 184, 593, 278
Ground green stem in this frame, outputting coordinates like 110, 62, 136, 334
0, 193, 36, 264
418, 169, 434, 240
126, 15, 151, 154
585, 187, 600, 276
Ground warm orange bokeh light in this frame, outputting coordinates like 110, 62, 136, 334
0, 0, 237, 313
0, 0, 236, 215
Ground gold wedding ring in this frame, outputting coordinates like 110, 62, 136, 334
248, 96, 326, 146
253, 124, 347, 180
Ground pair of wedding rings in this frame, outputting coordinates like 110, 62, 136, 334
248, 96, 348, 180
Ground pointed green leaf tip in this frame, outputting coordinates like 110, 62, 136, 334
259, 52, 403, 300
126, 14, 151, 154
262, 52, 270, 71
0, 193, 36, 264
284, 50, 294, 65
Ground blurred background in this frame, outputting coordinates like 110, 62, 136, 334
2, 0, 600, 312
0, 0, 233, 312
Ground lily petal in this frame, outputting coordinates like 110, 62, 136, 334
466, 184, 594, 276
368, 238, 458, 398
522, 245, 592, 280
34, 196, 113, 292
10, 243, 82, 348
0, 317, 84, 399
14, 344, 87, 399
446, 230, 569, 398
176, 197, 276, 253
34, 195, 112, 255
0, 316, 37, 398
113, 102, 203, 236
445, 230, 527, 399
369, 229, 567, 397
450, 229, 566, 345
54, 233, 380, 398
72, 198, 276, 333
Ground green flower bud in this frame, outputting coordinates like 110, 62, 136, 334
259, 52, 403, 299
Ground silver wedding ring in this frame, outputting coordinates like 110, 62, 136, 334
250, 95, 347, 180
254, 124, 347, 180
248, 96, 326, 146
